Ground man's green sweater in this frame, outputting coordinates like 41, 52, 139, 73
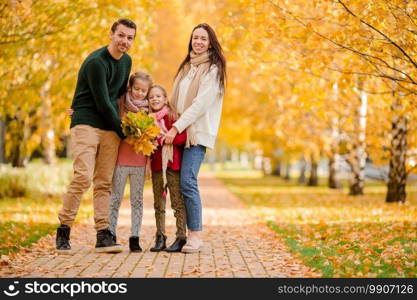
70, 46, 131, 138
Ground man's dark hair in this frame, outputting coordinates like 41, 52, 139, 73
111, 18, 136, 34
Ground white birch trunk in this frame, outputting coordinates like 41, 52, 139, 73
386, 95, 407, 202
348, 80, 367, 195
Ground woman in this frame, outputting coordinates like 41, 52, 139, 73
163, 23, 226, 253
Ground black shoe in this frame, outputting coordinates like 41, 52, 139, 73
150, 234, 166, 252
56, 224, 71, 254
165, 238, 187, 252
129, 236, 142, 253
95, 228, 123, 253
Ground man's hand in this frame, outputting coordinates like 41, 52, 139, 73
67, 108, 74, 118
161, 127, 179, 145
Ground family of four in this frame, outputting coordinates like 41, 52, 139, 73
55, 18, 226, 254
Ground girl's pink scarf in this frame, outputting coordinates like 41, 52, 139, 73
154, 105, 170, 134
125, 92, 149, 113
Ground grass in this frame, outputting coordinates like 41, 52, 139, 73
216, 170, 417, 278
0, 159, 74, 198
0, 194, 93, 256
0, 159, 89, 256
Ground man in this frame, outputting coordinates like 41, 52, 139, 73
56, 18, 136, 254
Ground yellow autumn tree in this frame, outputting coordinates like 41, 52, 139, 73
1, 0, 160, 166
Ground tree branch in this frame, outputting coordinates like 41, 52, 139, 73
337, 0, 417, 70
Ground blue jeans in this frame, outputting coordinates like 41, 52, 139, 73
180, 145, 206, 231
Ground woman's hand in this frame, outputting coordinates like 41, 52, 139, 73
67, 108, 74, 118
162, 127, 178, 145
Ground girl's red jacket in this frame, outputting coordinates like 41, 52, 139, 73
150, 115, 187, 172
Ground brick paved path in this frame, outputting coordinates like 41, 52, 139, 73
0, 172, 319, 278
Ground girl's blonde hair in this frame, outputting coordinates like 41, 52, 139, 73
149, 84, 178, 121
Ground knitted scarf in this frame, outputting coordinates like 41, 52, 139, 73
170, 50, 211, 148
124, 91, 149, 113
155, 105, 173, 197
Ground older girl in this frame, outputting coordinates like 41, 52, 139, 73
108, 71, 152, 252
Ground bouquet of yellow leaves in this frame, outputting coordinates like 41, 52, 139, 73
121, 111, 160, 156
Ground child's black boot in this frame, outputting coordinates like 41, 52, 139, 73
129, 236, 142, 252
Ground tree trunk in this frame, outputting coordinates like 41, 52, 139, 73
308, 158, 318, 186
349, 163, 364, 194
328, 154, 341, 189
262, 157, 272, 175
298, 156, 306, 184
40, 81, 56, 165
386, 98, 407, 203
348, 79, 367, 195
272, 160, 281, 176
284, 163, 291, 180
254, 149, 263, 170
0, 119, 5, 163
240, 152, 249, 169
328, 92, 341, 189
9, 117, 30, 167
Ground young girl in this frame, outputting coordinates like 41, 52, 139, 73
148, 84, 188, 252
108, 71, 153, 252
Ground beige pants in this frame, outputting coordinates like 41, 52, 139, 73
58, 125, 120, 231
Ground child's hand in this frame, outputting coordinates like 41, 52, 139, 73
67, 108, 74, 118
157, 135, 165, 146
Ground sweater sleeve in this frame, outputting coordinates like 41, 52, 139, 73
173, 65, 221, 134
85, 58, 125, 138
118, 57, 131, 98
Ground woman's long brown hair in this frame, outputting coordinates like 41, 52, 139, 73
175, 23, 227, 92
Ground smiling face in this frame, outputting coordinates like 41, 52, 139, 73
130, 79, 150, 100
191, 27, 210, 54
109, 24, 135, 55
148, 87, 167, 112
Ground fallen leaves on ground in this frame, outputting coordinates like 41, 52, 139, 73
218, 171, 417, 278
